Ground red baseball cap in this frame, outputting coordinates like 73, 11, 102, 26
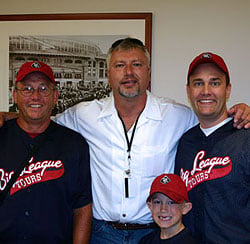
147, 174, 189, 203
15, 61, 56, 85
187, 52, 230, 83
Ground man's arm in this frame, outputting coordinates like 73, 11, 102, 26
228, 103, 250, 129
0, 112, 18, 126
73, 203, 92, 244
0, 103, 250, 128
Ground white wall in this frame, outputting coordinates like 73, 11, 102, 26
0, 0, 249, 108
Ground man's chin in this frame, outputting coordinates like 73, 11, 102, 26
119, 89, 140, 98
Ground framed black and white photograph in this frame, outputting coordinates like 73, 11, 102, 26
0, 13, 152, 114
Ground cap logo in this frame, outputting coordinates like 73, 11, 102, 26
31, 61, 41, 69
202, 53, 211, 59
160, 175, 171, 184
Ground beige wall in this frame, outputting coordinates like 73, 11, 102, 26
1, 0, 249, 108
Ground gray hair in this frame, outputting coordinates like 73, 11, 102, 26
106, 37, 150, 69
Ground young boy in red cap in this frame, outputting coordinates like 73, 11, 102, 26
139, 174, 198, 243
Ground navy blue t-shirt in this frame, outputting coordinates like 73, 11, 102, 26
0, 120, 92, 243
139, 227, 199, 244
175, 120, 250, 243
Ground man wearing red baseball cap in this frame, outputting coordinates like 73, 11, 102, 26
139, 174, 198, 243
15, 61, 56, 85
187, 52, 230, 86
175, 52, 250, 243
0, 41, 249, 244
0, 61, 92, 243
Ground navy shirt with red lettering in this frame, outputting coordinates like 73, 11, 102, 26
0, 119, 92, 243
174, 120, 250, 243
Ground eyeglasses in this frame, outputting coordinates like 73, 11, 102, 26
111, 38, 144, 49
15, 85, 56, 97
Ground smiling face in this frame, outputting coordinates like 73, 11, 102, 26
14, 72, 58, 130
147, 193, 192, 238
187, 63, 231, 128
107, 47, 151, 100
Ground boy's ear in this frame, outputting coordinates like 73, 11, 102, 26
147, 201, 153, 211
182, 202, 192, 215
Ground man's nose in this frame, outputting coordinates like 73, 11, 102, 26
30, 88, 41, 98
125, 64, 133, 74
201, 83, 211, 95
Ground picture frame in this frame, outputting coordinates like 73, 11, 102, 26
0, 12, 152, 111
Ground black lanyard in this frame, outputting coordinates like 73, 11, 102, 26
118, 110, 143, 197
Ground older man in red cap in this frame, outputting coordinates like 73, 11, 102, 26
0, 61, 92, 243
0, 40, 249, 244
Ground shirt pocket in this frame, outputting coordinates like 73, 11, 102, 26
138, 144, 169, 177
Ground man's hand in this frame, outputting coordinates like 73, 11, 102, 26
0, 112, 5, 127
0, 112, 18, 127
73, 203, 92, 244
228, 103, 250, 129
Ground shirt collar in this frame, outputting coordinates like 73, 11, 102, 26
98, 90, 163, 121
201, 117, 232, 136
98, 93, 116, 119
143, 90, 163, 121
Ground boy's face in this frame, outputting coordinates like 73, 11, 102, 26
147, 193, 192, 236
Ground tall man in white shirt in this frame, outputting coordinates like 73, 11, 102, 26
55, 38, 197, 243
54, 38, 250, 243
1, 38, 249, 243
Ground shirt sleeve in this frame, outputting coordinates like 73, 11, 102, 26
72, 135, 92, 209
54, 105, 80, 133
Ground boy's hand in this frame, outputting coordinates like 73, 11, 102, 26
228, 103, 250, 129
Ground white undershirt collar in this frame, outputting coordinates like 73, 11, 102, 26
200, 117, 232, 136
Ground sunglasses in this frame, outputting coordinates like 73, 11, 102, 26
111, 38, 144, 49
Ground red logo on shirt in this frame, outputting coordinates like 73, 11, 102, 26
0, 157, 64, 195
180, 150, 232, 191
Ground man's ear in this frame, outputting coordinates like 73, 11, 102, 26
182, 202, 192, 215
186, 84, 191, 103
13, 89, 17, 104
54, 88, 59, 102
106, 69, 110, 84
226, 83, 231, 101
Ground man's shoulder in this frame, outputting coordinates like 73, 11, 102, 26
222, 120, 250, 146
61, 96, 113, 121
232, 123, 250, 137
75, 96, 111, 110
149, 92, 189, 107
0, 119, 17, 133
3, 118, 16, 126
179, 124, 201, 140
146, 92, 198, 130
50, 121, 88, 144
149, 92, 194, 115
